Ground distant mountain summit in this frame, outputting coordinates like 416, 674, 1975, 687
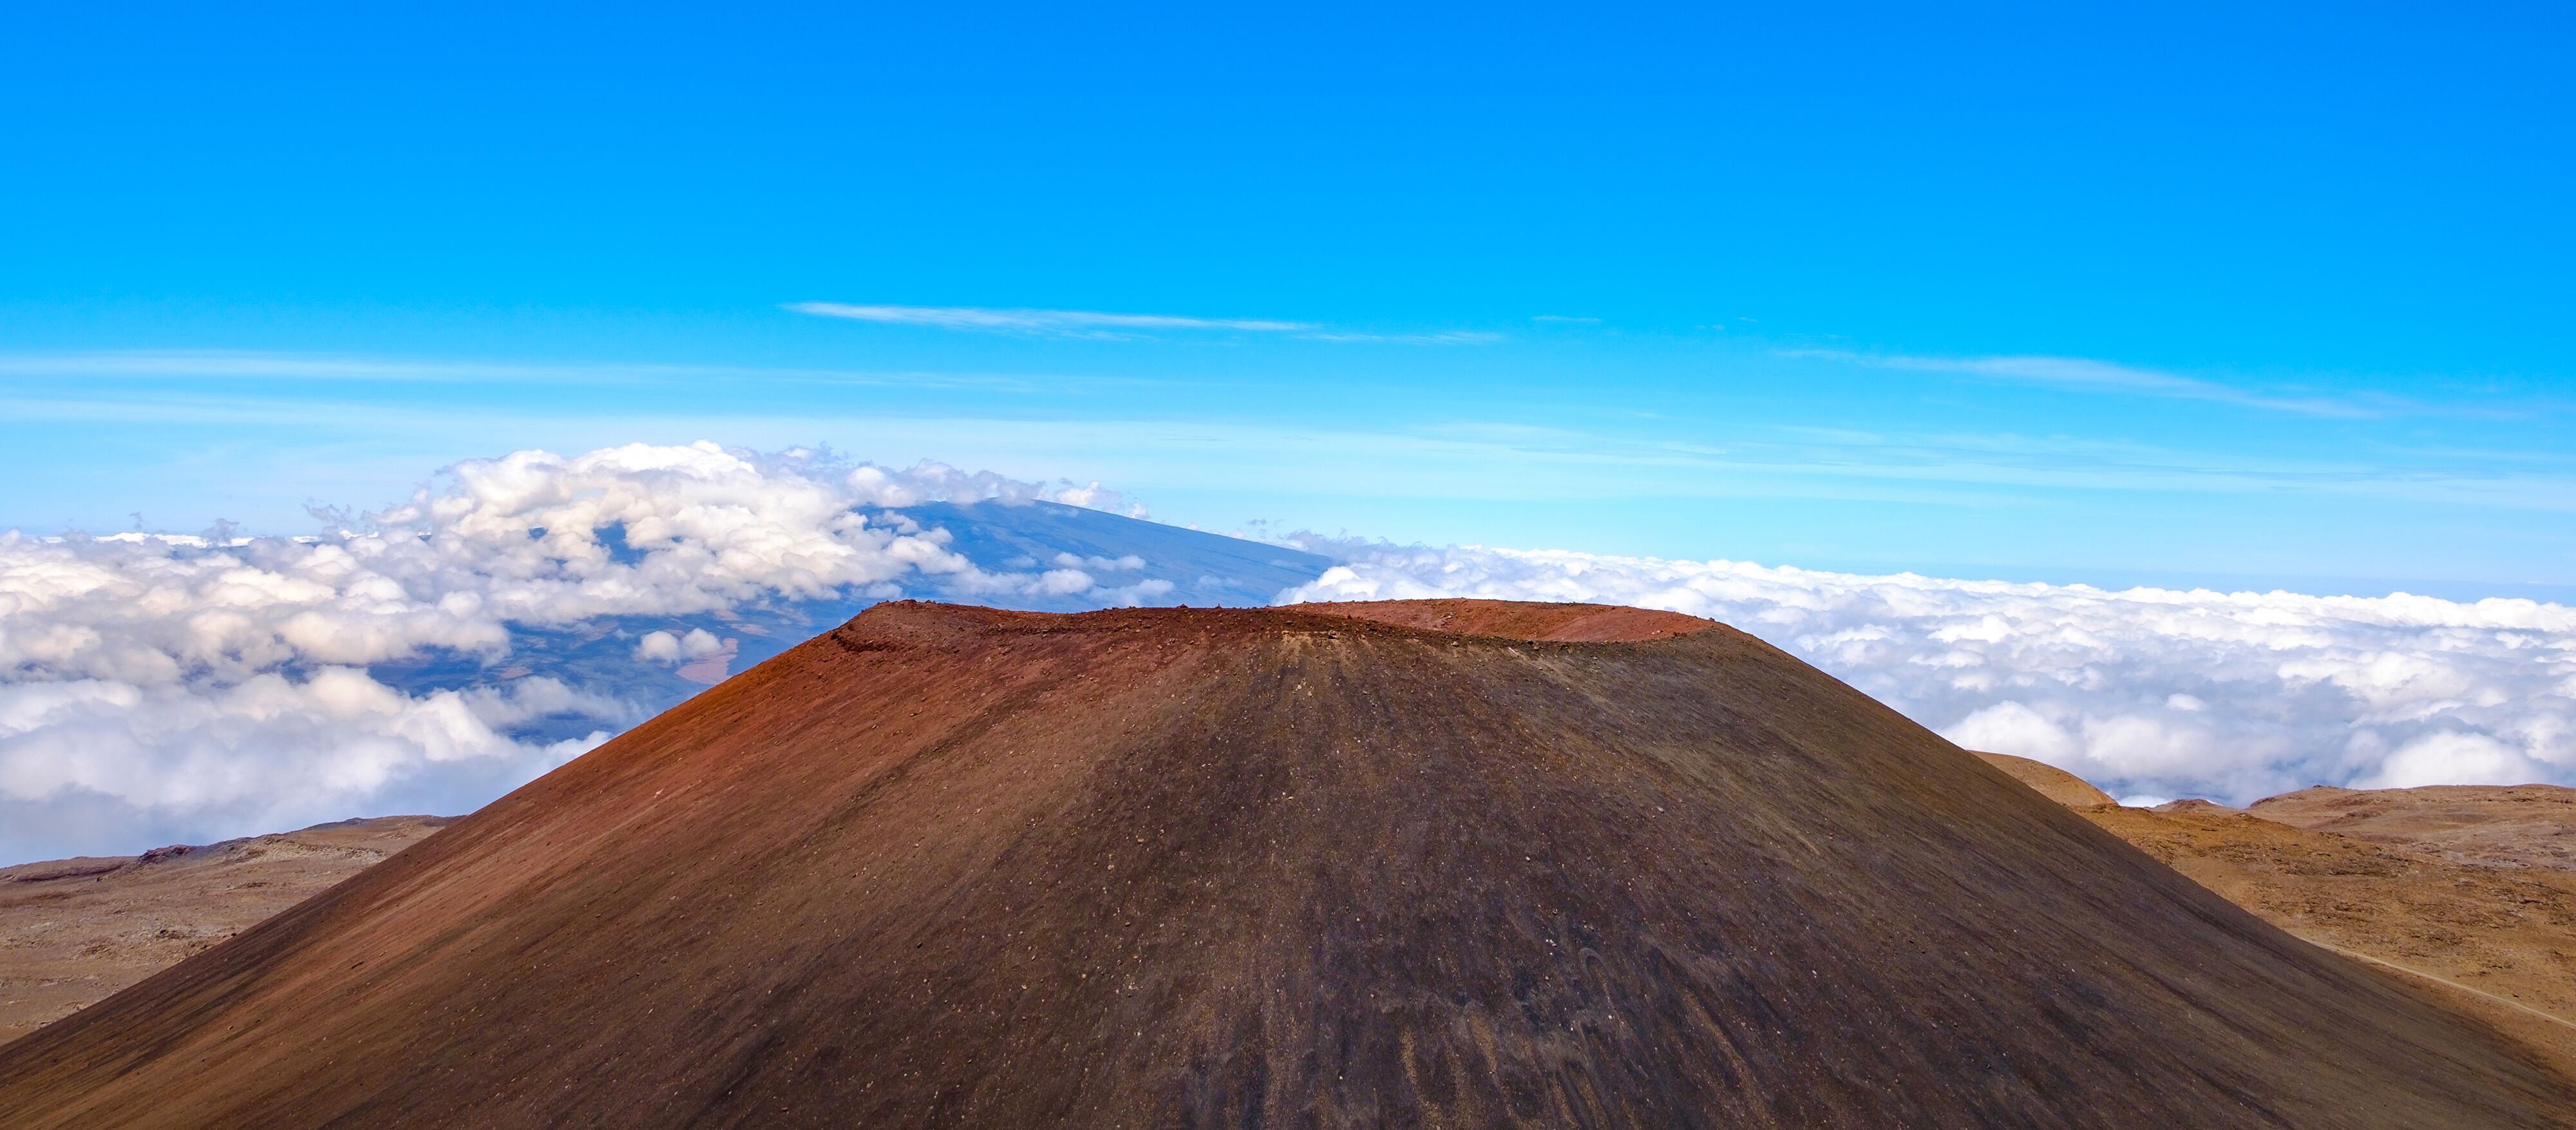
367, 499, 1338, 743
893, 499, 1337, 610
3, 600, 2564, 1127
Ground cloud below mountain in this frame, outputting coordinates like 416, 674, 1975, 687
0, 443, 1161, 861
7, 443, 2573, 864
1279, 546, 2576, 805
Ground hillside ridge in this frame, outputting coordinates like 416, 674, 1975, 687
2, 600, 2564, 1128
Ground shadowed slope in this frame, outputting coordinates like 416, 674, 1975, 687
1, 600, 2566, 1127
1975, 751, 2121, 809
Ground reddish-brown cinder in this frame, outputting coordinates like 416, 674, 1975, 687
1, 600, 2567, 1127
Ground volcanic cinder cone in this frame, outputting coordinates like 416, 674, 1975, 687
2, 600, 2566, 1127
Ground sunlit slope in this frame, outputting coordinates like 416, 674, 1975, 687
1, 600, 2562, 1127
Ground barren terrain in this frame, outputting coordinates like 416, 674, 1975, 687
2251, 784, 2576, 871
1979, 754, 2576, 1080
3, 600, 2562, 1127
0, 818, 448, 1044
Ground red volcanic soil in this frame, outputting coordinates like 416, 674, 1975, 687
1298, 597, 1717, 642
1, 600, 2567, 1127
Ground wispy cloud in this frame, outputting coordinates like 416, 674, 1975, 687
786, 302, 1499, 345
1786, 349, 2381, 418
17, 385, 2573, 514
0, 351, 578, 381
786, 302, 1311, 338
1531, 314, 1602, 325
1297, 330, 1506, 345
0, 350, 1047, 392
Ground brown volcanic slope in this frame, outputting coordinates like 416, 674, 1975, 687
0, 817, 448, 1045
1965, 761, 2576, 1085
2075, 801, 2576, 1077
1975, 752, 2119, 809
2, 601, 2568, 1128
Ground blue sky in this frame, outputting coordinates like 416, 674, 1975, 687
6, 1, 2572, 599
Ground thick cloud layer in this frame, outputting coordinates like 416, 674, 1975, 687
1280, 546, 2576, 805
12, 444, 2572, 863
0, 443, 1146, 862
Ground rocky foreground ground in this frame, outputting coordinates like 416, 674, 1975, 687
1980, 754, 2576, 1078
0, 817, 450, 1043
11, 755, 2571, 1089
14, 600, 2557, 1127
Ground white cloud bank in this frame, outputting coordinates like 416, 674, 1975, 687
3, 443, 1143, 684
11, 443, 2572, 863
1280, 546, 2576, 803
0, 442, 1156, 862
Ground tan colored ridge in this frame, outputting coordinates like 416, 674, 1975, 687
1979, 757, 2576, 1089
0, 817, 450, 1044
